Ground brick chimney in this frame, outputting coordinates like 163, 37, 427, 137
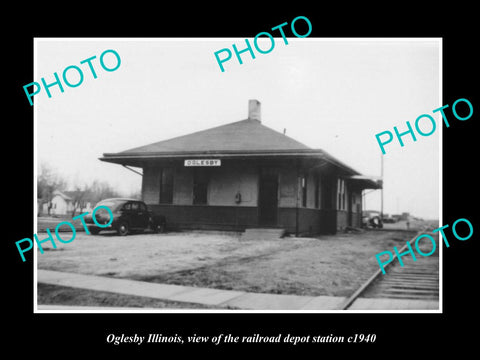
248, 99, 261, 122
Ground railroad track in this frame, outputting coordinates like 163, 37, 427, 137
341, 228, 440, 310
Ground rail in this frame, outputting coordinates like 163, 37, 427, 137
340, 226, 432, 310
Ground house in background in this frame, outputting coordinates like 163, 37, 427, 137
41, 189, 94, 216
100, 100, 381, 235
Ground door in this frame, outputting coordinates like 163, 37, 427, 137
321, 177, 337, 234
347, 192, 353, 227
130, 201, 149, 229
356, 203, 362, 227
258, 171, 278, 226
136, 202, 150, 228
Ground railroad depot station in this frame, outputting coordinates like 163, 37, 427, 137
100, 100, 381, 235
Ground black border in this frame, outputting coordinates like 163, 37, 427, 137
7, 5, 478, 355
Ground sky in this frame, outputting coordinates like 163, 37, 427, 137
35, 38, 440, 219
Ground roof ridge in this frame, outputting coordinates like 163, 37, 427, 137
118, 118, 311, 154
120, 118, 258, 154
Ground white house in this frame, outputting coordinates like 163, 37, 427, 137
42, 190, 94, 216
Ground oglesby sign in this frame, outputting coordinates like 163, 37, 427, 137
184, 159, 221, 167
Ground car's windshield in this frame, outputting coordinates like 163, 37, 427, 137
94, 199, 127, 212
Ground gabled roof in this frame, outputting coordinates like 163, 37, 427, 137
100, 118, 332, 166
52, 189, 96, 203
117, 118, 311, 154
52, 189, 72, 201
99, 117, 381, 189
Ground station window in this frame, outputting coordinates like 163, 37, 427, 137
301, 174, 307, 207
159, 168, 174, 204
337, 178, 346, 210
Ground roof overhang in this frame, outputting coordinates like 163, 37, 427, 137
101, 148, 325, 160
100, 149, 323, 167
100, 148, 383, 191
99, 148, 362, 176
346, 175, 383, 190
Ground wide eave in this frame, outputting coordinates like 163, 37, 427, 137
99, 118, 381, 190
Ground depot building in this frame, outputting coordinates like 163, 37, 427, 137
100, 100, 381, 235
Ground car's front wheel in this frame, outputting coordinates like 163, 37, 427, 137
117, 222, 129, 236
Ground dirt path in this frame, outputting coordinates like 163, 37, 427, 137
37, 230, 419, 297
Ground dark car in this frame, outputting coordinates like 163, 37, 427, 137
362, 210, 383, 229
382, 214, 396, 223
85, 198, 166, 236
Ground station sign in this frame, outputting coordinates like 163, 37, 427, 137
184, 159, 221, 167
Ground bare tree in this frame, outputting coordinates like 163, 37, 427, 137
37, 162, 67, 215
67, 180, 123, 216
89, 180, 122, 203
38, 165, 125, 216
68, 186, 87, 217
127, 189, 142, 200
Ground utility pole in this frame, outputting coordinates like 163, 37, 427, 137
380, 154, 384, 220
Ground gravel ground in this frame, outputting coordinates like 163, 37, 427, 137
37, 228, 421, 297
